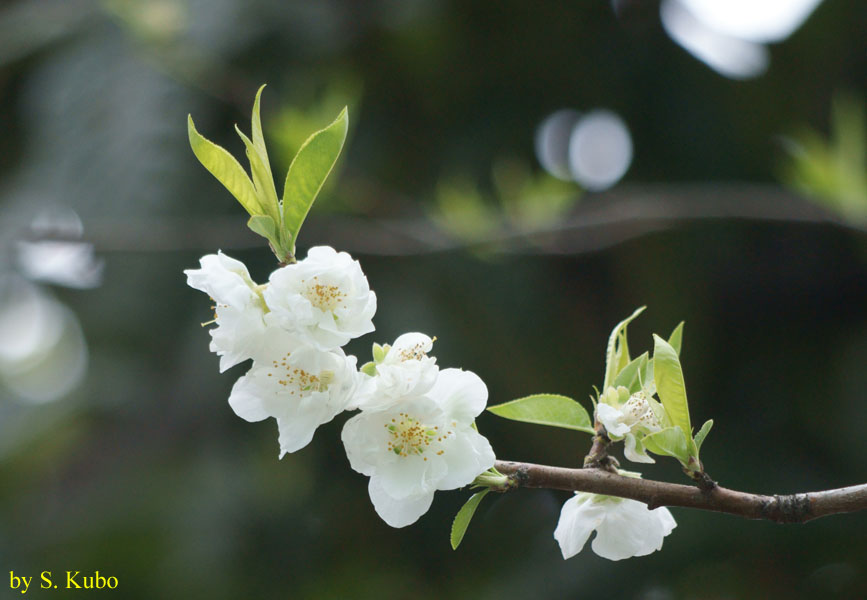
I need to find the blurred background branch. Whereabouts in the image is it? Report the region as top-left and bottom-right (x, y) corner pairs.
(7, 184), (861, 256)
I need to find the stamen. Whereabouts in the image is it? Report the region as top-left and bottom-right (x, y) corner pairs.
(385, 412), (449, 458)
(301, 276), (346, 311)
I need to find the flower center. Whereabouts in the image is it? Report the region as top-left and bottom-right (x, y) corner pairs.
(622, 392), (660, 432)
(384, 412), (453, 459)
(302, 276), (346, 312)
(397, 339), (433, 362)
(267, 353), (334, 395)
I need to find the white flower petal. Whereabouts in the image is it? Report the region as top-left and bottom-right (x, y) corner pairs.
(591, 499), (677, 561)
(427, 368), (488, 421)
(185, 251), (257, 308)
(341, 412), (379, 476)
(277, 408), (327, 456)
(437, 426), (496, 490)
(368, 478), (435, 528)
(596, 402), (631, 438)
(554, 493), (607, 559)
(624, 433), (655, 464)
(228, 374), (269, 422)
(377, 448), (447, 499)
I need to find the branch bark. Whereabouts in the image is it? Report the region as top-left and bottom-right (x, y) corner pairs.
(494, 460), (867, 524)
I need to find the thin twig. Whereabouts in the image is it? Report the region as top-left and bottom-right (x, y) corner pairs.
(494, 460), (867, 524)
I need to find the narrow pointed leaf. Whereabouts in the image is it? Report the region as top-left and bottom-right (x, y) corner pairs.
(188, 115), (263, 216)
(642, 426), (689, 464)
(603, 306), (645, 390)
(668, 321), (685, 356)
(282, 107), (349, 254)
(652, 334), (692, 436)
(251, 84), (270, 164)
(235, 125), (280, 222)
(613, 352), (649, 394)
(642, 359), (656, 396)
(451, 490), (489, 550)
(249, 85), (281, 219)
(487, 394), (593, 434)
(694, 419), (713, 452)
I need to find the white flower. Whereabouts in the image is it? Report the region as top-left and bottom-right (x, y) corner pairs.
(554, 492), (676, 561)
(350, 332), (439, 411)
(263, 246), (376, 351)
(185, 251), (267, 372)
(341, 368), (496, 527)
(228, 331), (359, 456)
(596, 389), (664, 464)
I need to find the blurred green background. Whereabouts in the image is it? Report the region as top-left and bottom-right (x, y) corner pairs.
(0, 1), (866, 598)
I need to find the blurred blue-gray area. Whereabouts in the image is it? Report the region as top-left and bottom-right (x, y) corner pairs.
(0, 0), (866, 598)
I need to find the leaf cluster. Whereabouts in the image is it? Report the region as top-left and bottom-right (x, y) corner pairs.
(188, 85), (349, 263)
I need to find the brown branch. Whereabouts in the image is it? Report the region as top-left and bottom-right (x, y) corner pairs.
(494, 460), (867, 524)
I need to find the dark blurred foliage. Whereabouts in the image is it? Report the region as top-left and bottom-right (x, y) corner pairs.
(0, 1), (866, 599)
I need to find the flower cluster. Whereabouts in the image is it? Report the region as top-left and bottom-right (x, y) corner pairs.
(185, 246), (495, 527)
(596, 386), (666, 464)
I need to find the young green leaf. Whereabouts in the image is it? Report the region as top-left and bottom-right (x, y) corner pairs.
(188, 115), (263, 216)
(450, 490), (490, 550)
(487, 394), (593, 434)
(372, 342), (387, 363)
(694, 419), (713, 452)
(250, 85), (272, 173)
(613, 352), (649, 394)
(652, 334), (692, 437)
(247, 215), (279, 245)
(642, 426), (690, 464)
(359, 361), (377, 377)
(603, 307), (646, 390)
(668, 321), (684, 356)
(235, 125), (280, 223)
(282, 106), (349, 255)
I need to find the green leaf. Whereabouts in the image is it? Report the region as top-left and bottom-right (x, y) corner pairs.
(250, 85), (271, 167)
(613, 352), (649, 394)
(235, 125), (280, 223)
(668, 321), (684, 356)
(642, 359), (655, 396)
(372, 343), (387, 363)
(359, 361), (377, 377)
(643, 426), (690, 464)
(188, 115), (263, 216)
(694, 419), (713, 452)
(282, 106), (349, 255)
(247, 215), (279, 245)
(603, 307), (646, 390)
(652, 334), (692, 436)
(487, 394), (593, 434)
(450, 490), (489, 550)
